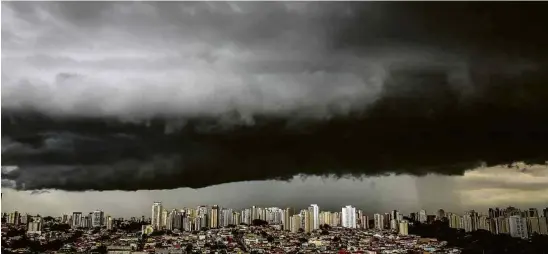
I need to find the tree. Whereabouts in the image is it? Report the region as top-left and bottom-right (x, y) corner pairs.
(252, 219), (268, 226)
(43, 216), (55, 222)
(185, 243), (193, 252)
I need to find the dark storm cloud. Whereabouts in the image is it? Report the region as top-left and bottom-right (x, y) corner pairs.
(2, 2), (548, 191)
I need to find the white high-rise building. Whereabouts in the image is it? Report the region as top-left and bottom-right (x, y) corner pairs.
(374, 213), (384, 230)
(151, 202), (162, 230)
(509, 216), (528, 239)
(309, 204), (320, 230)
(341, 206), (357, 228)
(92, 210), (104, 228)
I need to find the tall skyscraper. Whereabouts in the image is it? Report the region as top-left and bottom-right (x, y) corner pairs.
(290, 215), (301, 233)
(62, 214), (69, 224)
(92, 210), (104, 228)
(27, 217), (42, 235)
(374, 213), (384, 230)
(538, 217), (548, 235)
(283, 207), (294, 231)
(509, 215), (529, 239)
(106, 216), (113, 230)
(391, 219), (399, 230)
(399, 220), (409, 236)
(419, 210), (427, 223)
(449, 214), (462, 229)
(151, 202), (162, 230)
(8, 211), (20, 225)
(302, 209), (312, 233)
(161, 209), (168, 229)
(341, 205), (356, 228)
(72, 212), (82, 228)
(527, 217), (541, 235)
(210, 205), (219, 228)
(463, 211), (478, 232)
(309, 204), (320, 230)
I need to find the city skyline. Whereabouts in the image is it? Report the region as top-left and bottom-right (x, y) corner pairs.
(4, 202), (547, 236)
(2, 162), (547, 217)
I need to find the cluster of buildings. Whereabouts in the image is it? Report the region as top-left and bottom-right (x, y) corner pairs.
(69, 210), (115, 230)
(147, 202), (412, 237)
(446, 206), (548, 239)
(2, 203), (547, 253)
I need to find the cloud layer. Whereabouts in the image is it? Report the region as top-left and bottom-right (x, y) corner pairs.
(2, 2), (548, 191)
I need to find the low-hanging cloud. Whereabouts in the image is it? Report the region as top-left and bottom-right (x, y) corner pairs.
(2, 2), (548, 191)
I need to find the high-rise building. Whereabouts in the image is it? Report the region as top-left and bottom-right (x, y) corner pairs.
(410, 213), (417, 222)
(528, 208), (539, 218)
(527, 217), (541, 235)
(210, 205), (219, 229)
(543, 207), (548, 218)
(332, 212), (341, 227)
(374, 213), (384, 230)
(488, 208), (500, 218)
(477, 215), (489, 231)
(449, 214), (462, 229)
(92, 210), (104, 228)
(20, 214), (31, 225)
(72, 212), (82, 228)
(538, 217), (548, 235)
(283, 208), (294, 231)
(27, 217), (42, 235)
(290, 215), (301, 233)
(399, 220), (409, 236)
(8, 211), (20, 225)
(436, 209), (446, 220)
(361, 215), (370, 229)
(390, 210), (398, 222)
(81, 215), (91, 228)
(161, 209), (168, 229)
(233, 211), (241, 225)
(463, 210), (478, 232)
(62, 214), (69, 224)
(166, 209), (175, 230)
(309, 204), (320, 230)
(509, 215), (528, 239)
(391, 219), (399, 231)
(220, 208), (233, 227)
(151, 202), (162, 230)
(384, 213), (391, 229)
(419, 210), (427, 223)
(302, 209), (312, 233)
(341, 205), (356, 228)
(106, 216), (113, 230)
(496, 217), (510, 234)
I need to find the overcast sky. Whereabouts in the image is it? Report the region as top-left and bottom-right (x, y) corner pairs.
(2, 2), (548, 216)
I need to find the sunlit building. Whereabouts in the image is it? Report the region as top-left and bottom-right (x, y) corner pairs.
(151, 202), (162, 230)
(341, 205), (356, 228)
